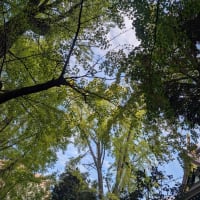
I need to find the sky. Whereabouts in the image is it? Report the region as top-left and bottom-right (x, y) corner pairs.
(48, 15), (184, 193)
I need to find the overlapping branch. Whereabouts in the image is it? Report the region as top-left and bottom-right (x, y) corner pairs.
(0, 0), (84, 104)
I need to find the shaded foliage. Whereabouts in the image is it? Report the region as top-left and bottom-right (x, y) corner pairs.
(0, 0), (197, 199)
(116, 0), (200, 128)
(0, 0), (121, 198)
(120, 167), (180, 200)
(51, 167), (97, 200)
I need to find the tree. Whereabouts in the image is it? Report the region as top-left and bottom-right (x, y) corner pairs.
(115, 0), (200, 128)
(0, 162), (52, 200)
(0, 0), (122, 197)
(0, 0), (118, 103)
(44, 1), (200, 199)
(120, 167), (180, 200)
(51, 165), (97, 200)
(1, 0), (195, 199)
(64, 79), (181, 200)
(65, 79), (123, 199)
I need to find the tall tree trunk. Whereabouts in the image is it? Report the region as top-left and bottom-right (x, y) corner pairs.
(87, 139), (104, 199)
(97, 142), (104, 199)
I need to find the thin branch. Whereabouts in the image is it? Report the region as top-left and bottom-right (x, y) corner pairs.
(4, 51), (59, 63)
(105, 177), (111, 193)
(16, 98), (36, 118)
(0, 9), (7, 77)
(8, 50), (37, 84)
(0, 118), (12, 133)
(83, 162), (96, 170)
(149, 0), (160, 67)
(87, 138), (98, 168)
(0, 131), (37, 151)
(74, 84), (118, 106)
(60, 0), (84, 78)
(22, 96), (65, 114)
(101, 144), (106, 166)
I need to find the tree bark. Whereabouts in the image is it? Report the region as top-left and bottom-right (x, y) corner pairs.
(97, 142), (104, 200)
(0, 1), (84, 104)
(0, 77), (67, 104)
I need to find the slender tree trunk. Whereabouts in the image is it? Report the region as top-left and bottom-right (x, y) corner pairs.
(97, 142), (104, 199)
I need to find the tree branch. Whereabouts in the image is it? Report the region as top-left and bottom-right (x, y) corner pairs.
(60, 0), (84, 78)
(0, 77), (66, 104)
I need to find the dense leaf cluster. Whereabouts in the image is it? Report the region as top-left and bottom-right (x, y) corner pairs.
(117, 0), (200, 128)
(51, 167), (96, 200)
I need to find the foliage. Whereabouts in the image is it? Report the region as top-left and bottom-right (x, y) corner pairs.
(116, 0), (200, 128)
(0, 0), (116, 102)
(0, 0), (197, 199)
(0, 163), (52, 200)
(120, 167), (180, 200)
(51, 165), (97, 200)
(63, 79), (182, 199)
(0, 0), (121, 198)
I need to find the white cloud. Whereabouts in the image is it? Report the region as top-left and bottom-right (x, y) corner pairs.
(107, 16), (140, 51)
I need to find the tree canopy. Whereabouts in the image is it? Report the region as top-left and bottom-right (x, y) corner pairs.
(116, 0), (200, 128)
(51, 165), (96, 200)
(0, 0), (200, 199)
(0, 0), (121, 197)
